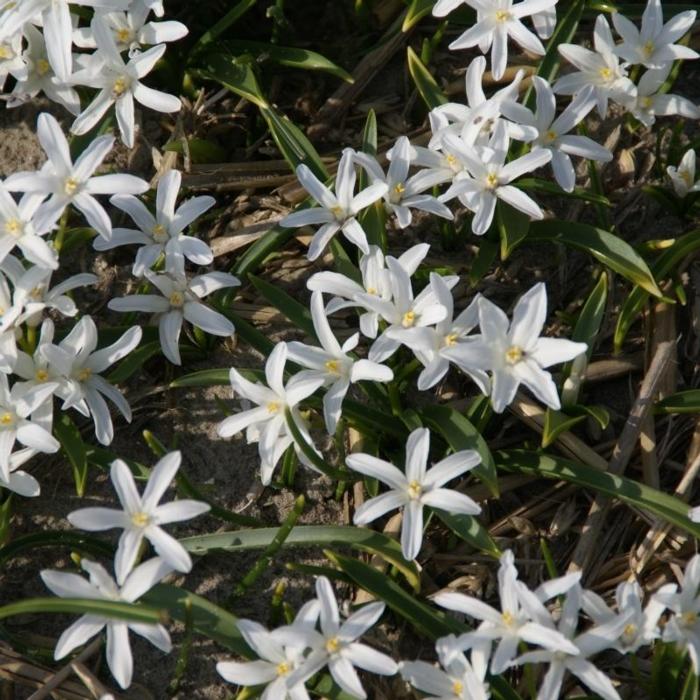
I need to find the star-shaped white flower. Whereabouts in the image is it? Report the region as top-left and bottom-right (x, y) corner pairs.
(280, 149), (388, 260)
(41, 557), (172, 689)
(5, 113), (149, 238)
(442, 283), (587, 412)
(68, 451), (210, 583)
(667, 149), (700, 198)
(347, 427), (482, 560)
(612, 0), (698, 69)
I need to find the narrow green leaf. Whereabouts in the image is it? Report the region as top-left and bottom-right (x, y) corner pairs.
(528, 220), (662, 297)
(496, 200), (530, 260)
(0, 531), (113, 566)
(497, 450), (700, 538)
(0, 598), (162, 625)
(190, 0), (259, 52)
(180, 524), (420, 591)
(407, 46), (448, 110)
(326, 550), (465, 639)
(656, 390), (700, 414)
(249, 274), (315, 338)
(469, 236), (498, 286)
(170, 369), (231, 388)
(53, 413), (89, 497)
(403, 0), (436, 31)
(517, 177), (611, 206)
(422, 404), (499, 496)
(194, 52), (268, 108)
(107, 341), (161, 383)
(330, 238), (363, 284)
(434, 510), (501, 557)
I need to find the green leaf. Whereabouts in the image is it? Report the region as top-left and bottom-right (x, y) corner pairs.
(190, 0), (259, 52)
(421, 404), (499, 496)
(260, 105), (329, 179)
(193, 52), (268, 108)
(542, 405), (609, 448)
(170, 369), (231, 388)
(180, 524), (420, 591)
(219, 40), (353, 83)
(614, 229), (700, 352)
(656, 390), (700, 414)
(497, 450), (700, 538)
(53, 413), (89, 497)
(407, 46), (448, 110)
(107, 341), (161, 383)
(0, 531), (113, 567)
(0, 598), (162, 625)
(469, 236), (498, 286)
(496, 200), (530, 260)
(231, 223), (297, 279)
(330, 238), (362, 284)
(164, 138), (227, 164)
(517, 178), (611, 206)
(325, 550), (465, 639)
(249, 274), (315, 338)
(528, 220), (662, 297)
(434, 510), (501, 557)
(403, 0), (436, 31)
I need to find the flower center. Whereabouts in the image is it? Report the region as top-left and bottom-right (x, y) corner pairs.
(445, 154), (459, 170)
(276, 661), (291, 676)
(682, 611), (698, 626)
(325, 359), (341, 375)
(0, 44), (13, 60)
(366, 286), (377, 295)
(169, 291), (185, 307)
(112, 76), (130, 98)
(622, 623), (637, 642)
(640, 96), (653, 109)
(325, 637), (341, 654)
(501, 610), (515, 627)
(131, 511), (150, 527)
(642, 40), (654, 58)
(598, 67), (612, 81)
(267, 401), (281, 414)
(29, 285), (44, 300)
(504, 345), (523, 365)
(407, 480), (422, 500)
(116, 27), (134, 44)
(443, 333), (459, 347)
(330, 205), (345, 220)
(35, 369), (49, 382)
(64, 177), (80, 196)
(402, 310), (416, 327)
(452, 680), (464, 695)
(544, 129), (558, 144)
(681, 169), (693, 186)
(495, 9), (511, 21)
(485, 173), (499, 190)
(4, 218), (23, 237)
(77, 367), (92, 382)
(36, 58), (51, 76)
(152, 223), (168, 242)
(394, 182), (405, 195)
(0, 411), (14, 427)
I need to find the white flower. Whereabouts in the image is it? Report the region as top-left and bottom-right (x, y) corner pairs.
(582, 580), (674, 654)
(307, 243), (428, 339)
(0, 373), (59, 482)
(612, 0), (698, 69)
(444, 0), (557, 81)
(108, 270), (238, 365)
(509, 583), (632, 700)
(400, 641), (489, 700)
(501, 78), (611, 192)
(443, 283), (586, 412)
(5, 113), (149, 238)
(217, 343), (326, 485)
(433, 550), (580, 674)
(41, 557), (172, 689)
(68, 451), (209, 584)
(0, 448), (42, 498)
(0, 31), (27, 91)
(280, 149), (388, 260)
(287, 291), (393, 434)
(532, 5), (556, 39)
(98, 169), (214, 276)
(42, 315), (142, 445)
(439, 122), (551, 235)
(70, 16), (182, 148)
(217, 601), (320, 700)
(74, 1), (188, 55)
(143, 0), (164, 17)
(625, 64), (700, 127)
(656, 553), (700, 673)
(6, 24), (81, 116)
(284, 576), (398, 699)
(387, 274), (490, 392)
(667, 149), (700, 198)
(347, 427), (481, 560)
(359, 259), (451, 363)
(555, 15), (637, 118)
(353, 137), (453, 228)
(0, 181), (57, 269)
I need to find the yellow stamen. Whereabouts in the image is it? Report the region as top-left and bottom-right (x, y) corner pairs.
(622, 623), (637, 641)
(640, 96), (653, 109)
(501, 610), (515, 626)
(452, 680), (464, 695)
(444, 333), (459, 347)
(276, 661), (291, 676)
(64, 177), (79, 196)
(169, 291), (185, 307)
(544, 129), (558, 143)
(116, 27), (133, 44)
(325, 359), (340, 374)
(35, 369), (49, 382)
(495, 9), (511, 22)
(130, 512), (150, 527)
(77, 367), (92, 382)
(402, 310), (416, 327)
(407, 480), (422, 500)
(0, 45), (12, 60)
(331, 205), (345, 219)
(682, 611), (698, 626)
(29, 285), (44, 300)
(505, 345), (523, 365)
(152, 223), (167, 242)
(486, 173), (499, 189)
(598, 67), (613, 80)
(446, 154), (458, 167)
(36, 58), (50, 76)
(267, 401), (281, 414)
(325, 637), (341, 654)
(681, 169), (693, 186)
(394, 183), (405, 195)
(112, 76), (129, 97)
(0, 412), (13, 426)
(366, 287), (377, 295)
(643, 40), (655, 58)
(4, 218), (22, 237)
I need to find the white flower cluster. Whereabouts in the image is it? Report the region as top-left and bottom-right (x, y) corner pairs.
(213, 552), (700, 700)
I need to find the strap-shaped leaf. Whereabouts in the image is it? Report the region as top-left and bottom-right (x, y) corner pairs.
(656, 390), (700, 414)
(407, 46), (447, 110)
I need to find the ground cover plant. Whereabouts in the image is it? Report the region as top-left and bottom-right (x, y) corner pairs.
(0, 0), (699, 698)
